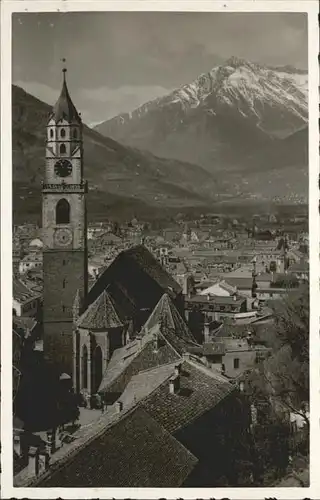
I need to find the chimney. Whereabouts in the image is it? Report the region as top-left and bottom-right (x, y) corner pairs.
(203, 319), (210, 343)
(38, 450), (50, 475)
(13, 433), (22, 457)
(169, 374), (180, 394)
(174, 364), (181, 376)
(27, 446), (39, 478)
(115, 400), (123, 413)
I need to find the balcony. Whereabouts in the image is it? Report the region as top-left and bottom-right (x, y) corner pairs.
(41, 181), (88, 193)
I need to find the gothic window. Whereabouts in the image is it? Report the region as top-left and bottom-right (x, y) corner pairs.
(73, 128), (78, 139)
(60, 128), (66, 138)
(82, 345), (88, 389)
(56, 198), (70, 224)
(93, 346), (103, 393)
(49, 128), (54, 138)
(60, 143), (66, 155)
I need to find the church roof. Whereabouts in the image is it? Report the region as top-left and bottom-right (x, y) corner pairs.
(77, 289), (123, 330)
(50, 70), (81, 124)
(98, 294), (197, 395)
(143, 293), (197, 355)
(85, 245), (182, 317)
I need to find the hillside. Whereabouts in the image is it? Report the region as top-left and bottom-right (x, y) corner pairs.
(12, 85), (218, 223)
(95, 57), (308, 201)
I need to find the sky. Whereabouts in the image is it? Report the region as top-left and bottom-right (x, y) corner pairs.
(12, 12), (308, 126)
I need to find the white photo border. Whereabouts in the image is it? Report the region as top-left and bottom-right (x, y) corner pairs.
(1, 1), (319, 498)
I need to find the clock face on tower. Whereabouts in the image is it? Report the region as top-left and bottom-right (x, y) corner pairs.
(54, 159), (72, 178)
(54, 228), (73, 247)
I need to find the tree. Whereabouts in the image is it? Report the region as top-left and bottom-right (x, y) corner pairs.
(249, 286), (309, 427)
(272, 274), (299, 289)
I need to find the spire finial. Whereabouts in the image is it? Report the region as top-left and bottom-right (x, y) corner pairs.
(61, 57), (67, 81)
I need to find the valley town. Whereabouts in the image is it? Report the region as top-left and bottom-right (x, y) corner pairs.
(10, 12), (310, 490)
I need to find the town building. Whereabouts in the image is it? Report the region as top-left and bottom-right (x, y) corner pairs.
(19, 252), (43, 275)
(13, 277), (42, 317)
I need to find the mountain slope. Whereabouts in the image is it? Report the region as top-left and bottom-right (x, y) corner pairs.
(12, 85), (218, 223)
(95, 57), (308, 199)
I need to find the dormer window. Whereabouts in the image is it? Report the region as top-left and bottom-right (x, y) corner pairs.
(60, 128), (66, 138)
(60, 143), (66, 155)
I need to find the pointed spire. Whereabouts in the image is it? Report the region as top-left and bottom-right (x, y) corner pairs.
(50, 60), (81, 123)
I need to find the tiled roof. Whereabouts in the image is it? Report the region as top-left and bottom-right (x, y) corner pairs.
(143, 293), (197, 355)
(224, 277), (253, 290)
(37, 407), (197, 487)
(77, 289), (123, 330)
(288, 262), (309, 273)
(203, 342), (226, 356)
(186, 294), (246, 305)
(119, 363), (178, 409)
(86, 245), (182, 313)
(98, 331), (180, 395)
(13, 316), (37, 336)
(13, 277), (41, 303)
(142, 359), (233, 434)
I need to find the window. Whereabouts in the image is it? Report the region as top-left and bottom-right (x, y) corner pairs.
(234, 358), (240, 369)
(63, 278), (66, 289)
(73, 128), (78, 139)
(82, 345), (88, 389)
(60, 143), (66, 154)
(62, 305), (65, 312)
(49, 128), (54, 138)
(60, 128), (66, 138)
(56, 198), (70, 224)
(63, 259), (66, 266)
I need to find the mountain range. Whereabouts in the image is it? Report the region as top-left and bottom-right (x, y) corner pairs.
(12, 85), (217, 223)
(12, 57), (308, 223)
(96, 57), (308, 200)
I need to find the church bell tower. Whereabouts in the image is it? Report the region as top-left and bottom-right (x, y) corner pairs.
(42, 65), (88, 376)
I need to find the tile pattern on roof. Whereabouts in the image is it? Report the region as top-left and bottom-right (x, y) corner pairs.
(125, 245), (182, 294)
(13, 277), (40, 302)
(99, 333), (180, 395)
(87, 245), (182, 312)
(77, 289), (123, 330)
(143, 293), (197, 355)
(37, 407), (197, 487)
(142, 360), (233, 434)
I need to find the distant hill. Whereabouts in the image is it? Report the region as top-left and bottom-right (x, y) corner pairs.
(12, 85), (218, 223)
(95, 57), (308, 202)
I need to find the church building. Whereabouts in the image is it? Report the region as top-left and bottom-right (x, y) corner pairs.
(42, 68), (184, 395)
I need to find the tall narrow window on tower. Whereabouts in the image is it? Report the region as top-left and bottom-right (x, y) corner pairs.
(56, 198), (70, 224)
(60, 144), (66, 155)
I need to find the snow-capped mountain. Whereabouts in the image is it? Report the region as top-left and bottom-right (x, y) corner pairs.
(95, 57), (308, 181)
